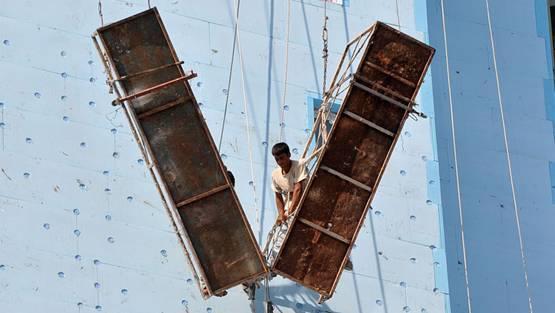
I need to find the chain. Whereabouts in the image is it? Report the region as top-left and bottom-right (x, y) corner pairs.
(322, 2), (329, 97)
(98, 0), (104, 26)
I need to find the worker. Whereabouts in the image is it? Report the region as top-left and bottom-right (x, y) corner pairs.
(264, 142), (309, 268)
(226, 169), (235, 186)
(271, 142), (308, 223)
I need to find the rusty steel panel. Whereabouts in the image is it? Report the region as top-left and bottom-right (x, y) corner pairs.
(94, 8), (266, 295)
(272, 22), (435, 298)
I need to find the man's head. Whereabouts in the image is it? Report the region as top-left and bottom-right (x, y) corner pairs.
(226, 170), (235, 187)
(272, 142), (291, 171)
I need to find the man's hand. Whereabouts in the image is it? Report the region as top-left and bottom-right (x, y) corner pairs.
(289, 181), (304, 216)
(275, 192), (286, 225)
(277, 212), (285, 225)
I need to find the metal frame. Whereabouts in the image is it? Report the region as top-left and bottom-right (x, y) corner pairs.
(364, 60), (416, 87)
(272, 25), (378, 299)
(114, 61), (185, 82)
(343, 110), (395, 137)
(92, 8), (267, 298)
(319, 166), (373, 192)
(113, 73), (197, 105)
(92, 33), (213, 297)
(299, 25), (375, 167)
(272, 22), (435, 302)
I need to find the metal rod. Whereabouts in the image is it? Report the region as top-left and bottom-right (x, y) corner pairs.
(326, 26), (374, 99)
(355, 74), (413, 103)
(355, 75), (426, 117)
(137, 96), (191, 119)
(343, 110), (395, 137)
(319, 166), (372, 192)
(352, 81), (410, 111)
(114, 61), (184, 82)
(303, 145), (324, 164)
(297, 218), (350, 245)
(300, 108), (324, 159)
(176, 185), (230, 208)
(114, 73), (197, 105)
(345, 25), (375, 47)
(325, 73), (352, 99)
(364, 60), (416, 87)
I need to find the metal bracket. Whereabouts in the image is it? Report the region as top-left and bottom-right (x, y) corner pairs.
(112, 71), (197, 106)
(297, 218), (351, 245)
(112, 61), (184, 82)
(320, 165), (372, 192)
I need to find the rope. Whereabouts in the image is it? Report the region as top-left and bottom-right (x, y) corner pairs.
(439, 0), (473, 312)
(98, 0), (104, 26)
(233, 8), (271, 311)
(485, 1), (533, 311)
(394, 0), (401, 30)
(315, 0), (331, 146)
(235, 27), (260, 235)
(322, 1), (329, 96)
(217, 0), (242, 150)
(279, 0), (292, 141)
(262, 224), (278, 259)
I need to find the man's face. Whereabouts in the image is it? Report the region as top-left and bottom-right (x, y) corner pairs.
(273, 153), (291, 170)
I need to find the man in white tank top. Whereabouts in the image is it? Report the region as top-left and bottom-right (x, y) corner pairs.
(270, 142), (309, 224)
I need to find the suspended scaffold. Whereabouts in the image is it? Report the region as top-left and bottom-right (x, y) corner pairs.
(271, 21), (435, 302)
(91, 6), (435, 305)
(92, 8), (268, 299)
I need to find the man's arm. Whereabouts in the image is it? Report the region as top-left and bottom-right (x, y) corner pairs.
(275, 192), (286, 223)
(289, 180), (304, 215)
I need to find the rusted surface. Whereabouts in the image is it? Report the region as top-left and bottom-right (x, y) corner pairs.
(98, 10), (187, 115)
(179, 189), (266, 291)
(95, 8), (266, 295)
(140, 103), (226, 201)
(273, 22), (435, 297)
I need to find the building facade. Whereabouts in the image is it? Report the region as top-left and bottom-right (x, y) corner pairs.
(0, 0), (552, 313)
(428, 0), (555, 312)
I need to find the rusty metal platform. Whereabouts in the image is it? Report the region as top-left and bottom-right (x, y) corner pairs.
(92, 8), (267, 297)
(272, 22), (435, 299)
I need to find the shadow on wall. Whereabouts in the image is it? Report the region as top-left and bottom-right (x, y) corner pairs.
(251, 282), (335, 313)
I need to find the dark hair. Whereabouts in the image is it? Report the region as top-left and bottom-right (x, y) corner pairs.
(272, 142), (290, 157)
(226, 170), (235, 187)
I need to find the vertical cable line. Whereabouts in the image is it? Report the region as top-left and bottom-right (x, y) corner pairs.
(218, 0), (242, 150)
(279, 0), (292, 141)
(439, 0), (473, 311)
(484, 1), (534, 312)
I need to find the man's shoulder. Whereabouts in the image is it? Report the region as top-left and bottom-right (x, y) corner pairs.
(271, 167), (281, 178)
(290, 159), (306, 170)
